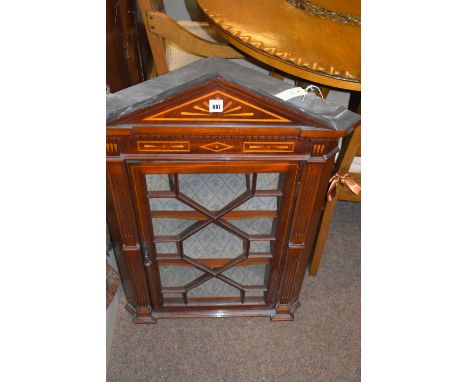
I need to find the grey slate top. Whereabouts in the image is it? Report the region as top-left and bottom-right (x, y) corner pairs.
(106, 57), (359, 132)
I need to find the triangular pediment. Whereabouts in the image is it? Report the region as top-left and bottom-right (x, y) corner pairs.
(143, 89), (290, 123)
(107, 76), (323, 127)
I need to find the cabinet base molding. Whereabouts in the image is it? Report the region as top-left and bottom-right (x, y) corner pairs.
(126, 303), (157, 324)
(154, 308), (274, 320)
(126, 304), (303, 322)
(270, 301), (301, 322)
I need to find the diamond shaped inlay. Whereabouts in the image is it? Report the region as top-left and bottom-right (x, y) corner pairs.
(200, 142), (234, 152)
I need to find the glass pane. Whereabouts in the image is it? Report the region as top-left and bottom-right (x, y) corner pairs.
(178, 173), (252, 211)
(234, 197), (277, 211)
(155, 242), (177, 254)
(250, 241), (272, 253)
(187, 278), (239, 297)
(152, 218), (194, 236)
(244, 290), (266, 297)
(223, 265), (266, 286)
(183, 224), (245, 258)
(159, 265), (204, 288)
(163, 292), (183, 299)
(149, 198), (199, 238)
(145, 174), (173, 191)
(149, 198), (193, 211)
(256, 172), (282, 190)
(229, 218), (275, 235)
(145, 170), (287, 306)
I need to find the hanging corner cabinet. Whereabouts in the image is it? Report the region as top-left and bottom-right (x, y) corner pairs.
(106, 59), (359, 323)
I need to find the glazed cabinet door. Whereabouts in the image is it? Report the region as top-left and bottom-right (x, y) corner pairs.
(128, 161), (300, 311)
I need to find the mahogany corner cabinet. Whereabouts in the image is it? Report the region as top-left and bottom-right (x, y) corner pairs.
(106, 58), (360, 323)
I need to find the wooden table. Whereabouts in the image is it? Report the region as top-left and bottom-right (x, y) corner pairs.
(196, 0), (360, 91)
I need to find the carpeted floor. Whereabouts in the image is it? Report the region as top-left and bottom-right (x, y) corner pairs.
(107, 201), (360, 382)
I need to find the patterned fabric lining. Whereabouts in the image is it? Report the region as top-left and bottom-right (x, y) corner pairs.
(179, 173), (249, 211)
(148, 173), (281, 297)
(159, 265), (267, 296)
(184, 224), (244, 259)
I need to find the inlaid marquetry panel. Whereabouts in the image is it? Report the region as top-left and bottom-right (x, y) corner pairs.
(117, 135), (315, 156)
(243, 142), (295, 153)
(142, 90), (291, 123)
(137, 141), (190, 152)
